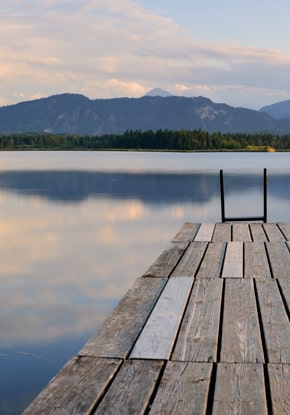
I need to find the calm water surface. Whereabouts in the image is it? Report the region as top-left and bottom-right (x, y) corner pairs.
(1, 151), (290, 414)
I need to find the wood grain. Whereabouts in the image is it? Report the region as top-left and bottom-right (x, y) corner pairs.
(143, 242), (188, 278)
(244, 242), (271, 279)
(194, 223), (215, 241)
(212, 223), (232, 242)
(94, 360), (163, 415)
(23, 357), (122, 415)
(149, 362), (212, 415)
(171, 241), (207, 277)
(79, 277), (167, 358)
(220, 279), (264, 363)
(268, 364), (290, 415)
(130, 277), (194, 360)
(172, 278), (223, 363)
(277, 222), (290, 241)
(232, 223), (251, 241)
(212, 363), (267, 414)
(196, 242), (226, 279)
(278, 279), (290, 315)
(23, 222), (290, 415)
(172, 222), (200, 243)
(266, 242), (290, 279)
(221, 242), (243, 278)
(249, 223), (268, 242)
(255, 280), (290, 363)
(263, 223), (286, 241)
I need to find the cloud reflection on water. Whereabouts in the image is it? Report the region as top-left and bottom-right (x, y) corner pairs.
(0, 191), (198, 347)
(2, 152), (290, 414)
(1, 167), (290, 348)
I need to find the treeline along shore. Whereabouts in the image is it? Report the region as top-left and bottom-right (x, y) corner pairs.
(0, 129), (289, 151)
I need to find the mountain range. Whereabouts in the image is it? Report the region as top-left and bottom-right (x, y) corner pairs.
(1, 90), (290, 135)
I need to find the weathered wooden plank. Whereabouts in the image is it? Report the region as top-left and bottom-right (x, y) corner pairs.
(277, 222), (290, 241)
(172, 278), (223, 363)
(171, 241), (207, 277)
(255, 280), (290, 363)
(143, 242), (188, 278)
(263, 223), (286, 241)
(172, 222), (200, 243)
(23, 357), (122, 415)
(130, 277), (193, 360)
(79, 277), (167, 358)
(244, 242), (272, 279)
(268, 364), (290, 415)
(249, 223), (268, 242)
(232, 223), (252, 241)
(149, 362), (212, 415)
(193, 223), (215, 241)
(221, 242), (243, 278)
(93, 360), (163, 415)
(196, 242), (226, 279)
(212, 223), (232, 242)
(278, 279), (290, 315)
(212, 363), (267, 414)
(220, 279), (264, 363)
(266, 242), (290, 279)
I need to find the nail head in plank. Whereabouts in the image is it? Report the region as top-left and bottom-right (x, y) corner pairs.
(212, 363), (267, 414)
(266, 242), (290, 279)
(171, 242), (208, 277)
(197, 242), (226, 279)
(172, 222), (200, 242)
(172, 278), (223, 362)
(23, 357), (122, 415)
(263, 223), (286, 241)
(143, 242), (188, 278)
(232, 223), (252, 241)
(256, 280), (290, 363)
(79, 277), (167, 358)
(212, 223), (232, 242)
(221, 242), (243, 279)
(267, 364), (290, 415)
(149, 362), (212, 415)
(130, 277), (194, 360)
(220, 279), (264, 363)
(194, 223), (215, 241)
(249, 223), (268, 242)
(93, 360), (163, 415)
(244, 242), (271, 279)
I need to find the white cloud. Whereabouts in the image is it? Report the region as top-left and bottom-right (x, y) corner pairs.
(0, 0), (290, 108)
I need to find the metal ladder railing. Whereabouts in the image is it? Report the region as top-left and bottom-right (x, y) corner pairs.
(220, 168), (267, 223)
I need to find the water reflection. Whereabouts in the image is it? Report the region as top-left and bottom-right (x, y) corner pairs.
(1, 169), (290, 346)
(0, 170), (290, 203)
(1, 155), (290, 413)
(1, 171), (290, 332)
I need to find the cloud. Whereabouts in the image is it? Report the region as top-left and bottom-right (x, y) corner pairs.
(1, 0), (290, 108)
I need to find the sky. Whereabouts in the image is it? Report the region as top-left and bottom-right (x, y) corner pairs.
(1, 0), (290, 109)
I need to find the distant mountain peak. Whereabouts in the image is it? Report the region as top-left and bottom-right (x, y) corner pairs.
(260, 99), (290, 119)
(1, 93), (290, 135)
(144, 88), (173, 97)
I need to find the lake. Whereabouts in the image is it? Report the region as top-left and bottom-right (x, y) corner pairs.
(1, 150), (290, 414)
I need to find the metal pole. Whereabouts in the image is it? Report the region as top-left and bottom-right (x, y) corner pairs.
(264, 168), (267, 223)
(220, 169), (225, 223)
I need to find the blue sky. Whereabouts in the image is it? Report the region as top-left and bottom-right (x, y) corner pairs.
(1, 0), (290, 109)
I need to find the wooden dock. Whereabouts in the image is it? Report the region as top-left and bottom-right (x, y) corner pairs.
(24, 222), (290, 414)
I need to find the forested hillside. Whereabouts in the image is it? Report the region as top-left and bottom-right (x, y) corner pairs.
(0, 129), (288, 151)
